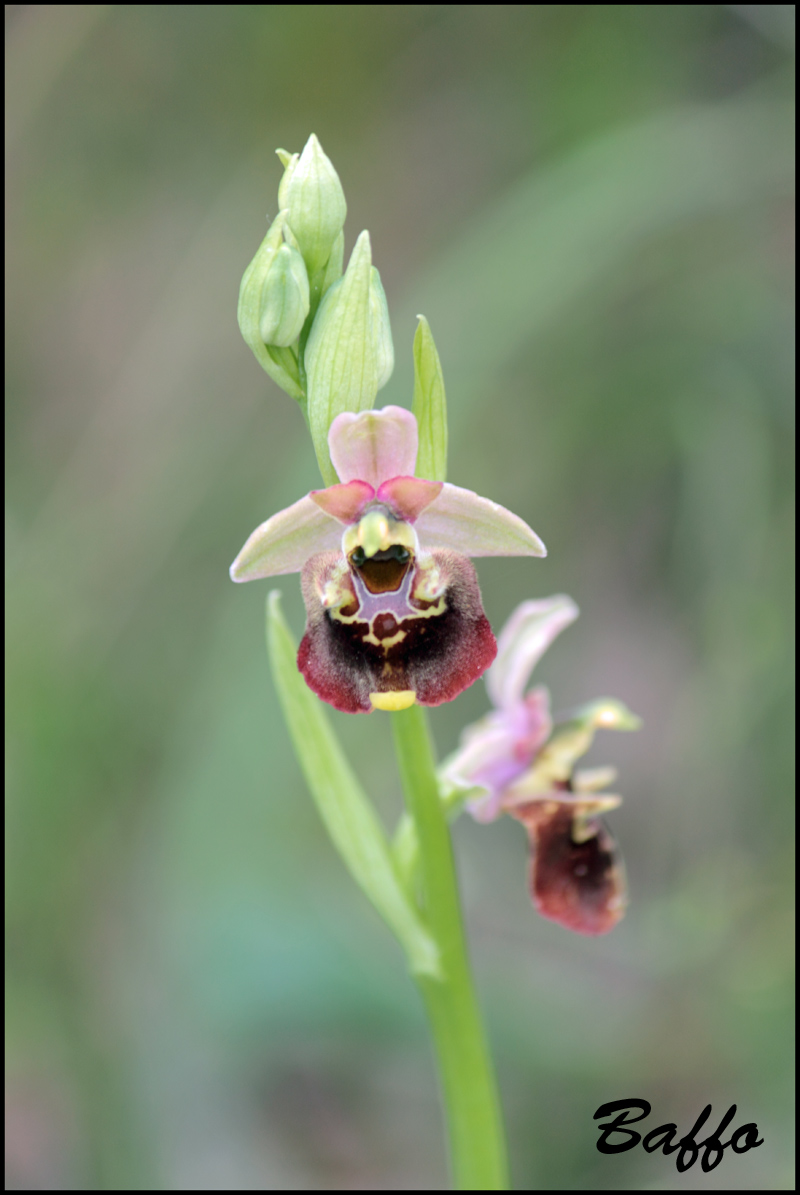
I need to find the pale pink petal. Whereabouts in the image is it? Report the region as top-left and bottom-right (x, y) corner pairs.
(444, 687), (552, 823)
(415, 483), (546, 558)
(487, 596), (579, 709)
(310, 479), (375, 523)
(328, 405), (418, 487)
(445, 718), (518, 783)
(377, 476), (443, 521)
(443, 720), (521, 823)
(229, 494), (342, 581)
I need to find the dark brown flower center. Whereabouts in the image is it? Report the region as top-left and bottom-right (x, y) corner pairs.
(350, 545), (412, 594)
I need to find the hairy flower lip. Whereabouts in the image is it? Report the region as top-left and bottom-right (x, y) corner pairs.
(297, 546), (498, 713)
(508, 798), (627, 936)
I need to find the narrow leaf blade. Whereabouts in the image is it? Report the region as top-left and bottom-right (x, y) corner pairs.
(266, 591), (441, 978)
(412, 315), (448, 482)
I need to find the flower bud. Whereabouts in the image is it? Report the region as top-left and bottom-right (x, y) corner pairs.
(280, 134), (347, 279)
(258, 242), (310, 347)
(369, 266), (394, 391)
(305, 230), (377, 484)
(238, 212), (303, 400)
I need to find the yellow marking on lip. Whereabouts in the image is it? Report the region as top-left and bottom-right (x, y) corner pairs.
(369, 690), (417, 711)
(410, 597), (447, 618)
(362, 628), (407, 649)
(330, 606), (364, 626)
(380, 630), (407, 649)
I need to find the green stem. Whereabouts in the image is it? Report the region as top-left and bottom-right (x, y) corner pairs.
(391, 704), (509, 1190)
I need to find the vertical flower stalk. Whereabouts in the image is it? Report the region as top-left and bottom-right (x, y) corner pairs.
(392, 705), (508, 1189)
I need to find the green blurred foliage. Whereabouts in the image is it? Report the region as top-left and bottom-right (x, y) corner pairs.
(6, 5), (794, 1189)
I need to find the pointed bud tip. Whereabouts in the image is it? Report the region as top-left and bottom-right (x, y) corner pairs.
(281, 137), (347, 276)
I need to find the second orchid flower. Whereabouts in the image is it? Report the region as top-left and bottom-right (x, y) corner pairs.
(443, 597), (641, 935)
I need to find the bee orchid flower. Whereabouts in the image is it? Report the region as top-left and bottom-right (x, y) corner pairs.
(231, 406), (546, 713)
(442, 597), (641, 934)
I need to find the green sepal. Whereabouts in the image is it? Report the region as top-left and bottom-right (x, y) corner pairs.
(412, 315), (448, 482)
(266, 591), (442, 980)
(238, 212), (305, 401)
(305, 230), (378, 485)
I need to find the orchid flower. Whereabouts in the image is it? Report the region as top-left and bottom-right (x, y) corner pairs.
(442, 597), (641, 934)
(231, 406), (546, 714)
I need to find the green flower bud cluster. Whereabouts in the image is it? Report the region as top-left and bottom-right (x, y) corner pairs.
(238, 134), (396, 483)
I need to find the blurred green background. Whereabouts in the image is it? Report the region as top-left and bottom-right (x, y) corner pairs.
(5, 5), (794, 1190)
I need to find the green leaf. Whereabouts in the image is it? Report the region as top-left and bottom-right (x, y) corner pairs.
(412, 315), (448, 482)
(266, 591), (441, 979)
